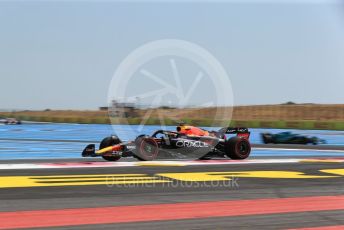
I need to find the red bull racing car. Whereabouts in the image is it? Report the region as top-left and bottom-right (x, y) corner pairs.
(82, 124), (251, 161)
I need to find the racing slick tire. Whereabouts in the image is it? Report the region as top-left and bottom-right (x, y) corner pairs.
(134, 135), (159, 161)
(99, 135), (122, 161)
(224, 137), (251, 160)
(311, 137), (319, 145)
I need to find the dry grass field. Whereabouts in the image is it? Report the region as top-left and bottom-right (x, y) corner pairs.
(1, 104), (343, 129)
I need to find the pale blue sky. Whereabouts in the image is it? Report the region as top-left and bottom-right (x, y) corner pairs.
(0, 1), (343, 110)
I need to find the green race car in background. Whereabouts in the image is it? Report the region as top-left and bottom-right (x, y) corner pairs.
(261, 131), (326, 145)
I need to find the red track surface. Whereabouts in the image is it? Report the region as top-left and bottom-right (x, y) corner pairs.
(0, 195), (343, 229)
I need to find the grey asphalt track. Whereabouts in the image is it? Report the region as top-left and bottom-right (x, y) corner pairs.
(1, 158), (344, 229)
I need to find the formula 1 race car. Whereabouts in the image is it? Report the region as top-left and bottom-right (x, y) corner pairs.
(0, 118), (21, 125)
(82, 125), (251, 161)
(261, 131), (326, 145)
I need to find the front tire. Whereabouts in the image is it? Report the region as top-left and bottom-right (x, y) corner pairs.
(99, 135), (121, 161)
(134, 135), (159, 161)
(311, 137), (318, 145)
(225, 137), (251, 159)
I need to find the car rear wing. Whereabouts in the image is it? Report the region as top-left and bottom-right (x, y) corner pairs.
(218, 127), (250, 139)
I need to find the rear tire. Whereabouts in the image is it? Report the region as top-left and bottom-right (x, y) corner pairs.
(225, 137), (251, 159)
(134, 135), (159, 161)
(99, 135), (121, 161)
(261, 133), (274, 144)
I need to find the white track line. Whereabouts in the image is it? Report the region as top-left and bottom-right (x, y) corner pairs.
(0, 158), (343, 170)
